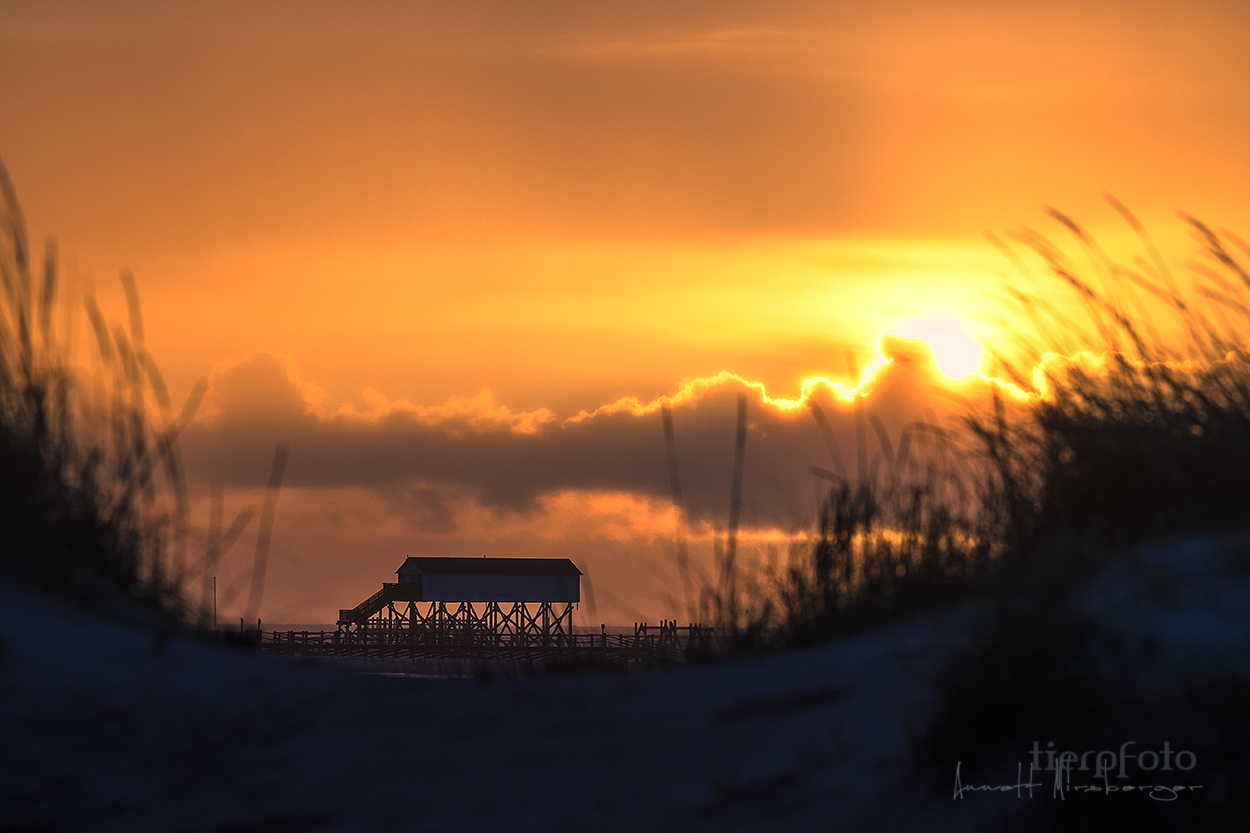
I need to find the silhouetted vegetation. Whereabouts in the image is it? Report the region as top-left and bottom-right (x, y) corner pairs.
(697, 372), (999, 649)
(0, 161), (291, 633)
(683, 201), (1250, 828)
(980, 200), (1250, 549)
(921, 201), (1250, 828)
(775, 478), (990, 645)
(0, 160), (198, 625)
(702, 199), (1250, 646)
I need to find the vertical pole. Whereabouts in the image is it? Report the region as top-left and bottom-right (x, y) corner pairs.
(725, 393), (747, 631)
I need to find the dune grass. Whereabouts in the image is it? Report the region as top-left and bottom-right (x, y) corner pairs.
(0, 160), (203, 625)
(691, 198), (1250, 687)
(690, 381), (998, 650)
(918, 201), (1250, 825)
(978, 200), (1250, 549)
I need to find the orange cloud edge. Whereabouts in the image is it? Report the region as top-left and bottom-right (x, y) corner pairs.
(566, 331), (1036, 425)
(200, 330), (1047, 436)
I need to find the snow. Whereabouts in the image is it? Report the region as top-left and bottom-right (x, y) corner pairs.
(2, 535), (1247, 831)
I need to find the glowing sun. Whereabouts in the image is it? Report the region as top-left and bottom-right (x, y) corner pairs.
(894, 315), (984, 379)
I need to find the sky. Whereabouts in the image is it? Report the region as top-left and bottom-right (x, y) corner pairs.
(2, 0), (1248, 624)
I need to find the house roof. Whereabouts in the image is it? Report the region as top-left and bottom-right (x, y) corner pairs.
(396, 557), (582, 577)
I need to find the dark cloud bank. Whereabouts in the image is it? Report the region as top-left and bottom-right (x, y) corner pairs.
(180, 338), (986, 532)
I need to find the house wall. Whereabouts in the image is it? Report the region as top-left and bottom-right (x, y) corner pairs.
(420, 574), (579, 602)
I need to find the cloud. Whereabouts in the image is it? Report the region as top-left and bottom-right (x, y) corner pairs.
(200, 352), (325, 421)
(180, 336), (1000, 532)
(339, 387), (555, 435)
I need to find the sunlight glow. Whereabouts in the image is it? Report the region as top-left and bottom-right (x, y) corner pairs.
(566, 356), (894, 423)
(894, 316), (984, 379)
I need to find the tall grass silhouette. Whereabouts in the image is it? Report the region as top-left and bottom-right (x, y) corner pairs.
(675, 365), (993, 650)
(0, 159), (284, 629)
(0, 161), (189, 619)
(776, 412), (991, 645)
(684, 197), (1250, 675)
(922, 200), (1250, 828)
(977, 199), (1250, 548)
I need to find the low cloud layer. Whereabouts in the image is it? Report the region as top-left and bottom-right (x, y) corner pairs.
(180, 337), (999, 533)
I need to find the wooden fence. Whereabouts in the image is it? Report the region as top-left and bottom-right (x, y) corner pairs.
(255, 620), (726, 669)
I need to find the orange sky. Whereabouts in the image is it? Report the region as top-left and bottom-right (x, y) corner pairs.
(2, 0), (1248, 623)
